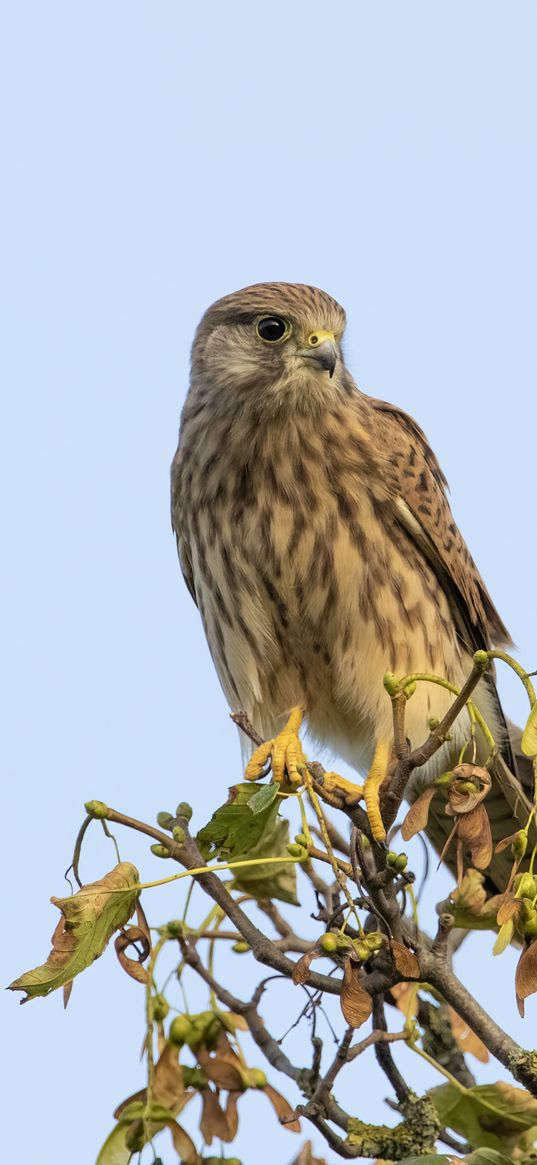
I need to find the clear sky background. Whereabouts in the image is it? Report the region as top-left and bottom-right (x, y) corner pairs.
(2, 3), (537, 1163)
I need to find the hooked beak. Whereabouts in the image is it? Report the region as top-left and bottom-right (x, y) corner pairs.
(297, 330), (338, 378)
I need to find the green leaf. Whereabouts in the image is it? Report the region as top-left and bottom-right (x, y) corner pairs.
(248, 782), (279, 814)
(429, 1081), (537, 1151)
(96, 1122), (131, 1165)
(465, 1150), (514, 1165)
(521, 704), (537, 757)
(196, 783), (281, 861)
(9, 862), (140, 1002)
(231, 814), (298, 904)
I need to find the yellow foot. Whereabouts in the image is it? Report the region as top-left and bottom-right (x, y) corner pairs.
(244, 707), (307, 786)
(319, 771), (364, 808)
(364, 740), (392, 841)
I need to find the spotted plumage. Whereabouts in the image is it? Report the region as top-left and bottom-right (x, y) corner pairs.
(171, 282), (532, 889)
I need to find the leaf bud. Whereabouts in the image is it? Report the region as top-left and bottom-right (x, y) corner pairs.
(383, 672), (400, 697)
(287, 843), (305, 857)
(353, 941), (371, 961)
(394, 853), (408, 871)
(232, 941), (250, 953)
(386, 851), (399, 867)
(172, 825), (186, 843)
(150, 843), (171, 859)
(176, 801), (193, 821)
(156, 811), (174, 830)
(165, 919), (185, 938)
(404, 680), (417, 699)
(294, 833), (308, 847)
(473, 650), (490, 670)
(84, 799), (109, 819)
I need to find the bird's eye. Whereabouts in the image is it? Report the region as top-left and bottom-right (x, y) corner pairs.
(256, 316), (289, 343)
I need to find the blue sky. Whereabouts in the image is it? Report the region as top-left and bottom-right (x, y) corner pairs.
(2, 3), (537, 1163)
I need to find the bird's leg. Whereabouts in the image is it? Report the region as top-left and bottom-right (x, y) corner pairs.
(363, 739), (392, 841)
(244, 706), (307, 786)
(318, 770), (365, 807)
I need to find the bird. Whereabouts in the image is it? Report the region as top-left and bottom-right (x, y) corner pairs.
(171, 282), (533, 892)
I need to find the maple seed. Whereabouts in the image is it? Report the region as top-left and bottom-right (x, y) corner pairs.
(319, 933), (339, 953)
(168, 1015), (193, 1045)
(151, 993), (169, 1021)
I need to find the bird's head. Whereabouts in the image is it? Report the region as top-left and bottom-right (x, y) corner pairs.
(190, 282), (348, 415)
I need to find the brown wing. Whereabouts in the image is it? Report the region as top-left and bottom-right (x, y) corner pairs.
(369, 397), (512, 653)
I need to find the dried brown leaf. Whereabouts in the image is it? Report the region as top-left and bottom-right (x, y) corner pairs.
(401, 787), (437, 840)
(390, 940), (420, 979)
(200, 1087), (231, 1145)
(292, 946), (322, 985)
(448, 1008), (489, 1063)
(263, 1082), (301, 1133)
(114, 925), (150, 984)
(340, 959), (373, 1028)
(516, 940), (537, 1017)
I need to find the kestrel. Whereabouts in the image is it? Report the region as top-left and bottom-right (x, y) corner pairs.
(171, 282), (531, 889)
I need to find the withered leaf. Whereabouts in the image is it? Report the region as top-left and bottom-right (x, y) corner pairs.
(390, 940), (420, 979)
(114, 925), (150, 984)
(457, 804), (493, 869)
(9, 862), (140, 1003)
(516, 940), (537, 1017)
(402, 787), (437, 840)
(263, 1082), (301, 1133)
(340, 959), (373, 1028)
(292, 946), (322, 985)
(200, 1087), (232, 1144)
